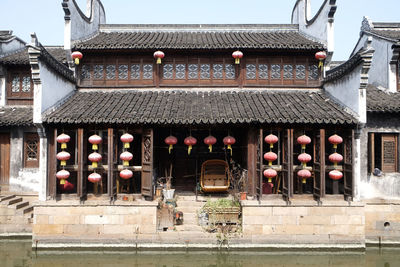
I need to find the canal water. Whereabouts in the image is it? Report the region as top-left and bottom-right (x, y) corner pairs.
(1, 240), (400, 267)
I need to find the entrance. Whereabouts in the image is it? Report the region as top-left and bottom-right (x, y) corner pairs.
(0, 133), (10, 185)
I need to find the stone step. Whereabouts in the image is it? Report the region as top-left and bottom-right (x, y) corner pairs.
(15, 201), (29, 210)
(0, 195), (16, 202)
(175, 206), (202, 214)
(23, 206), (34, 214)
(176, 200), (206, 207)
(7, 197), (23, 206)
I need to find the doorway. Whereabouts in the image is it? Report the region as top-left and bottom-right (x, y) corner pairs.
(0, 133), (10, 186)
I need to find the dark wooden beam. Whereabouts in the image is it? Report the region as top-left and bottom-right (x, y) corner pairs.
(47, 128), (57, 199)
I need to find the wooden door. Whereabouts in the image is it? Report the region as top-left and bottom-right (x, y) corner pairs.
(141, 128), (154, 199)
(313, 129), (325, 201)
(282, 129), (293, 203)
(344, 130), (354, 201)
(0, 133), (10, 185)
(381, 134), (398, 173)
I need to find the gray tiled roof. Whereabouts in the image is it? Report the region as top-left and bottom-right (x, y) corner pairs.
(367, 22), (400, 41)
(44, 89), (356, 125)
(0, 30), (15, 42)
(74, 24), (324, 50)
(0, 106), (33, 126)
(0, 47), (66, 65)
(367, 85), (400, 112)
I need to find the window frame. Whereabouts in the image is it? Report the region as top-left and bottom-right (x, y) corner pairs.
(6, 68), (33, 105)
(24, 132), (40, 168)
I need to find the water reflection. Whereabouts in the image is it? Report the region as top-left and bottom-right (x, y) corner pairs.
(1, 240), (400, 267)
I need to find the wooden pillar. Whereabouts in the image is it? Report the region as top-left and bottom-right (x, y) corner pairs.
(47, 128), (57, 199)
(77, 128), (87, 201)
(368, 133), (375, 173)
(247, 128), (258, 197)
(141, 128), (154, 200)
(107, 128), (116, 201)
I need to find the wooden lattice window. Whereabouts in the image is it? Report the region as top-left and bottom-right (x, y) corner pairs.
(7, 68), (33, 105)
(369, 133), (399, 173)
(24, 133), (40, 168)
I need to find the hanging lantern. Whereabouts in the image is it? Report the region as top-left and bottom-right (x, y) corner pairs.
(264, 152), (277, 166)
(71, 51), (83, 65)
(297, 134), (311, 150)
(120, 151), (133, 167)
(153, 50), (165, 64)
(56, 133), (70, 149)
(60, 180), (75, 192)
(56, 169), (70, 185)
(232, 50), (243, 64)
(120, 133), (134, 149)
(56, 151), (70, 166)
(329, 152), (343, 167)
(328, 134), (343, 149)
(120, 169), (133, 180)
(315, 51), (327, 69)
(264, 134), (278, 149)
(263, 168), (277, 183)
(88, 152), (102, 168)
(297, 169), (312, 184)
(329, 170), (343, 180)
(88, 172), (102, 183)
(204, 135), (217, 153)
(89, 134), (102, 150)
(298, 153), (312, 168)
(184, 136), (197, 155)
(223, 136), (236, 156)
(165, 135), (178, 154)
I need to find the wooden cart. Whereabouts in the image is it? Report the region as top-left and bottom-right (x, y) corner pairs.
(200, 159), (230, 193)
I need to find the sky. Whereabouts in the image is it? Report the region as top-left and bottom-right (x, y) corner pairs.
(0, 0), (399, 60)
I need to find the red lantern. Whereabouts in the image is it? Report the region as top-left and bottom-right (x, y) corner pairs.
(71, 51), (83, 65)
(297, 169), (312, 184)
(120, 169), (133, 180)
(223, 136), (236, 156)
(184, 136), (197, 155)
(56, 169), (70, 185)
(88, 152), (102, 168)
(315, 51), (326, 69)
(88, 172), (102, 183)
(328, 134), (343, 149)
(120, 133), (133, 149)
(120, 151), (133, 166)
(298, 153), (312, 168)
(165, 135), (178, 154)
(329, 152), (343, 167)
(204, 135), (217, 153)
(232, 50), (243, 64)
(56, 133), (70, 149)
(264, 152), (277, 166)
(56, 151), (70, 166)
(329, 170), (343, 180)
(263, 168), (277, 183)
(154, 51), (165, 64)
(297, 135), (311, 149)
(60, 180), (75, 192)
(89, 134), (102, 150)
(264, 134), (278, 148)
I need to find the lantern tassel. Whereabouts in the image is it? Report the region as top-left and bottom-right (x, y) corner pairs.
(235, 58), (240, 64)
(302, 162), (307, 168)
(124, 142), (130, 149)
(61, 160), (66, 166)
(123, 160), (129, 167)
(318, 60), (323, 69)
(157, 58), (161, 64)
(268, 161), (272, 166)
(188, 145), (192, 155)
(302, 178), (306, 184)
(92, 162), (98, 168)
(92, 144), (98, 150)
(209, 144), (212, 153)
(270, 144), (274, 149)
(268, 178), (272, 183)
(60, 179), (66, 185)
(228, 145), (232, 156)
(61, 143), (67, 149)
(75, 58), (80, 65)
(169, 144), (173, 154)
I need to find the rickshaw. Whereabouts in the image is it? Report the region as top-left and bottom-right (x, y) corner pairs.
(200, 159), (230, 193)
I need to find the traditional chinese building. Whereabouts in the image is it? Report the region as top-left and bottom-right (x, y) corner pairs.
(1, 0), (399, 249)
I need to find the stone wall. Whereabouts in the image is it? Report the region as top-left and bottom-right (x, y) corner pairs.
(365, 200), (400, 245)
(32, 200), (157, 244)
(242, 198), (365, 248)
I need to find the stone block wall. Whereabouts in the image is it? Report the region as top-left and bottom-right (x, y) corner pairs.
(365, 201), (400, 245)
(241, 199), (365, 247)
(32, 200), (157, 243)
(0, 205), (32, 235)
